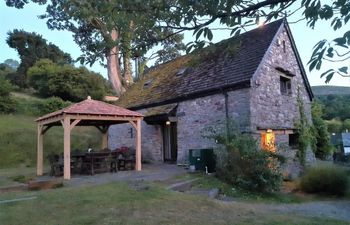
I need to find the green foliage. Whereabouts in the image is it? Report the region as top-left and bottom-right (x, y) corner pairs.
(311, 102), (334, 159)
(0, 77), (16, 113)
(295, 89), (315, 166)
(326, 118), (343, 133)
(0, 62), (16, 80)
(305, 0), (350, 82)
(300, 165), (349, 196)
(343, 119), (350, 131)
(316, 94), (350, 121)
(27, 59), (111, 102)
(36, 97), (71, 115)
(207, 121), (284, 193)
(6, 29), (72, 87)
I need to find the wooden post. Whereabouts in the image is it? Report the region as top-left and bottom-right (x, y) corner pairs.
(37, 124), (43, 176)
(135, 119), (142, 171)
(63, 116), (71, 180)
(101, 131), (108, 149)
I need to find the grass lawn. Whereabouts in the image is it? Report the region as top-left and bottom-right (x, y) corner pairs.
(0, 182), (347, 225)
(0, 114), (101, 168)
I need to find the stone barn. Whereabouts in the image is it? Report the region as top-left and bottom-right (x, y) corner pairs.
(108, 19), (315, 173)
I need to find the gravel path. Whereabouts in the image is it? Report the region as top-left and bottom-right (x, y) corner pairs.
(261, 200), (350, 222)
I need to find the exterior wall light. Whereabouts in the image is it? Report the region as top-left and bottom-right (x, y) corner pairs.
(166, 121), (171, 125)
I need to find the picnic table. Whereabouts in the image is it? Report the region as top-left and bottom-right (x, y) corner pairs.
(49, 148), (135, 176)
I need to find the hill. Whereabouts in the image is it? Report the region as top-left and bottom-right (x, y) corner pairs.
(0, 92), (102, 168)
(311, 86), (350, 96)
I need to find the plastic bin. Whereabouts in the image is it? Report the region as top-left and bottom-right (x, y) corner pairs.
(188, 148), (215, 173)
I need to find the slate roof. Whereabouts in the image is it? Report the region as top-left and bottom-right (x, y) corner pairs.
(36, 97), (143, 122)
(117, 19), (311, 110)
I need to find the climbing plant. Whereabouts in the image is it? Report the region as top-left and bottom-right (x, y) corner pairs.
(295, 88), (316, 166)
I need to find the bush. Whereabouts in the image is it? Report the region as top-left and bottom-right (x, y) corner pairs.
(0, 77), (16, 113)
(300, 165), (349, 196)
(209, 122), (284, 193)
(27, 59), (112, 102)
(37, 97), (71, 115)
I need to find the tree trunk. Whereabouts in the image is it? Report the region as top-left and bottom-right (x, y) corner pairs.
(121, 21), (134, 87)
(106, 29), (124, 95)
(122, 46), (133, 86)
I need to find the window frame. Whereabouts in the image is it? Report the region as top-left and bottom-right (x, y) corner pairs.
(280, 76), (292, 96)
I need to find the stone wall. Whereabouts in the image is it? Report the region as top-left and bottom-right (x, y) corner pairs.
(108, 115), (163, 162)
(250, 25), (312, 133)
(108, 25), (315, 169)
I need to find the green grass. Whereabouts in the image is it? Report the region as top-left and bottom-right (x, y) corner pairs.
(0, 182), (346, 225)
(0, 114), (101, 168)
(175, 173), (305, 203)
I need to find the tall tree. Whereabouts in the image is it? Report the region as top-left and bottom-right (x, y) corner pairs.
(7, 0), (348, 84)
(40, 1), (185, 95)
(6, 29), (72, 87)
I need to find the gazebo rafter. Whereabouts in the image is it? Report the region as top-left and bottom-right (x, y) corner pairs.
(35, 97), (143, 180)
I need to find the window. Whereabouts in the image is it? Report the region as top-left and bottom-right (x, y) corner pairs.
(289, 133), (298, 148)
(282, 40), (286, 53)
(261, 131), (276, 152)
(280, 76), (292, 95)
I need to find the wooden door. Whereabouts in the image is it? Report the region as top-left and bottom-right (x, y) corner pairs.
(163, 123), (177, 162)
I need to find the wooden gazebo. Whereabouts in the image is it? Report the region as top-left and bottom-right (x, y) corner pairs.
(35, 96), (143, 180)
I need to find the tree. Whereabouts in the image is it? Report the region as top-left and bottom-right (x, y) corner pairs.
(0, 62), (15, 80)
(7, 0), (348, 84)
(3, 59), (19, 70)
(27, 59), (111, 101)
(326, 118), (343, 133)
(303, 0), (350, 83)
(36, 0), (184, 95)
(0, 76), (16, 113)
(311, 101), (334, 159)
(6, 29), (72, 87)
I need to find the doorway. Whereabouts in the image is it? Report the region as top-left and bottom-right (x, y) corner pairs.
(163, 122), (177, 162)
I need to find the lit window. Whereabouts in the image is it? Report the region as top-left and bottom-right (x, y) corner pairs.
(280, 76), (292, 95)
(261, 131), (276, 152)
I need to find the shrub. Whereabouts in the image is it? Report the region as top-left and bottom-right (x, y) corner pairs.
(0, 77), (16, 113)
(37, 97), (71, 115)
(208, 122), (284, 193)
(300, 165), (349, 196)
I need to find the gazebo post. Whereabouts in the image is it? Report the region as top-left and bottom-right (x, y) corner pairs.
(101, 126), (109, 150)
(135, 119), (142, 171)
(63, 116), (71, 180)
(37, 124), (43, 176)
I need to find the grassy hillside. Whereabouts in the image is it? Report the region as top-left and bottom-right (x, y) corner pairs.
(0, 114), (102, 168)
(0, 92), (102, 168)
(312, 85), (350, 96)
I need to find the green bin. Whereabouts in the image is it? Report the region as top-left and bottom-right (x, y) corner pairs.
(189, 149), (215, 173)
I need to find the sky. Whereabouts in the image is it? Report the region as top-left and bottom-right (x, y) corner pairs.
(0, 1), (349, 87)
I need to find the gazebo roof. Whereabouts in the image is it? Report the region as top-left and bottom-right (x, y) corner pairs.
(36, 97), (143, 125)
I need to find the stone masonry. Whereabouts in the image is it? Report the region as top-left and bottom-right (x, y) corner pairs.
(108, 22), (315, 176)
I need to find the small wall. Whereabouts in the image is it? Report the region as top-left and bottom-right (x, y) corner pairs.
(108, 119), (163, 162)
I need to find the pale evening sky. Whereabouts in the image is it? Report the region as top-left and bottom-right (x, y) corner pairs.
(0, 1), (349, 87)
